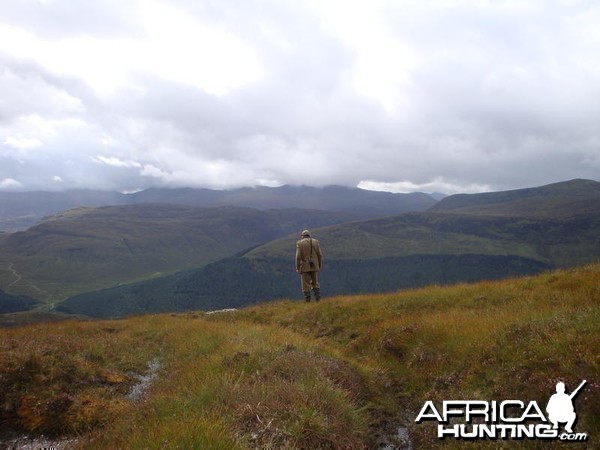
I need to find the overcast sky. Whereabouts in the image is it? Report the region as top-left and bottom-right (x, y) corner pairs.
(0, 0), (599, 194)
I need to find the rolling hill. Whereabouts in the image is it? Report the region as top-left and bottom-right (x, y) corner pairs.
(430, 178), (600, 217)
(0, 204), (367, 302)
(56, 179), (600, 318)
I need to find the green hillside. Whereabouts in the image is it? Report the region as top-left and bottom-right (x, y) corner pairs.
(57, 254), (551, 318)
(2, 265), (599, 449)
(59, 181), (600, 318)
(249, 211), (600, 265)
(0, 205), (365, 302)
(430, 178), (600, 217)
(7, 178), (600, 318)
(252, 179), (600, 263)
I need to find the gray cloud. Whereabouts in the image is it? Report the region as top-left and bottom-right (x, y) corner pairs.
(0, 0), (598, 194)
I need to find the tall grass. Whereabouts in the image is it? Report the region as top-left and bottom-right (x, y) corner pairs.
(234, 264), (599, 447)
(1, 264), (598, 448)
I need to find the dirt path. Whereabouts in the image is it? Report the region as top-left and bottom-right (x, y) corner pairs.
(0, 261), (55, 307)
(0, 434), (77, 450)
(0, 261), (22, 287)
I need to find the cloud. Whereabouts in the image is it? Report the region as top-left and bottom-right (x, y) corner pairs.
(3, 136), (43, 151)
(92, 155), (142, 169)
(0, 0), (599, 194)
(0, 177), (23, 189)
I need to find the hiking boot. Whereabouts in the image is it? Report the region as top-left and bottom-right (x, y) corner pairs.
(303, 291), (312, 302)
(313, 288), (321, 302)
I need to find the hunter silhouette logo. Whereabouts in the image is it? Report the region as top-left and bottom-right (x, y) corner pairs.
(415, 379), (589, 442)
(546, 380), (586, 434)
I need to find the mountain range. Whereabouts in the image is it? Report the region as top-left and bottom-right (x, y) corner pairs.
(0, 185), (436, 232)
(0, 178), (598, 320)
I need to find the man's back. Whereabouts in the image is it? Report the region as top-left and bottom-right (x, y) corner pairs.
(296, 237), (322, 273)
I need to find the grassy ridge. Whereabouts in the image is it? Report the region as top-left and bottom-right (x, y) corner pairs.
(0, 205), (365, 301)
(430, 178), (600, 217)
(1, 264), (598, 448)
(249, 211), (600, 267)
(235, 264), (599, 447)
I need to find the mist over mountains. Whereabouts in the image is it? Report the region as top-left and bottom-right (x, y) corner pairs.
(0, 178), (598, 321)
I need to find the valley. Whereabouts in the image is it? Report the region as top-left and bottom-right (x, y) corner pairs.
(0, 179), (598, 448)
(0, 178), (598, 320)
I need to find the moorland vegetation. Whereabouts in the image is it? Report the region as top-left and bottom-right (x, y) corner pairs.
(1, 264), (598, 448)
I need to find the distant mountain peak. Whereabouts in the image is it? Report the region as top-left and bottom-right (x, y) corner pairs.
(430, 178), (600, 217)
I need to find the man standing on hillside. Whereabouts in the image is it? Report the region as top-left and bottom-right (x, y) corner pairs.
(295, 229), (323, 302)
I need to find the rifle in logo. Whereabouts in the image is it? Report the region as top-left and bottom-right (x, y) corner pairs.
(546, 380), (586, 433)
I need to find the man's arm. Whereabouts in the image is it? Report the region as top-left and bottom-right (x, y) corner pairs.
(295, 242), (302, 272)
(316, 241), (322, 268)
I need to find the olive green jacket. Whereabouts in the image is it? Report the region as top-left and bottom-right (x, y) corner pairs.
(295, 237), (322, 273)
